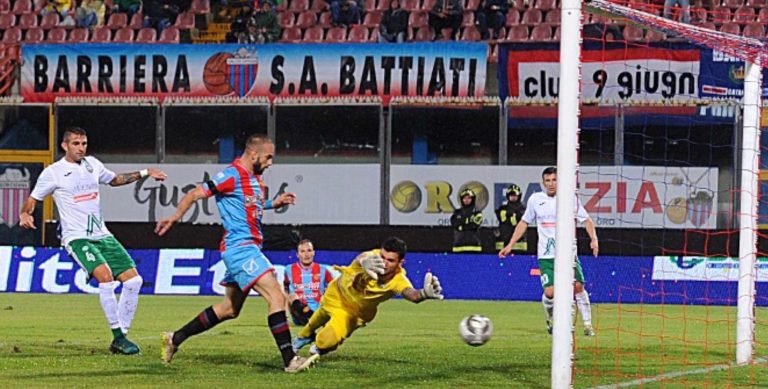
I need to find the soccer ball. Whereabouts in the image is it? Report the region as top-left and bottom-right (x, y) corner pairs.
(459, 315), (493, 346)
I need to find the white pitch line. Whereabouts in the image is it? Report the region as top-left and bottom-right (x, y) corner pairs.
(592, 356), (768, 389)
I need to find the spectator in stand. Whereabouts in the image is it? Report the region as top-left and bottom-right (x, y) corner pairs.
(583, 22), (624, 41)
(76, 0), (106, 28)
(663, 0), (690, 23)
(475, 0), (507, 40)
(144, 0), (173, 32)
(111, 0), (142, 20)
(42, 0), (76, 26)
(226, 2), (254, 42)
(379, 0), (409, 43)
(238, 0), (280, 43)
(168, 0), (192, 24)
(428, 0), (463, 40)
(330, 0), (361, 26)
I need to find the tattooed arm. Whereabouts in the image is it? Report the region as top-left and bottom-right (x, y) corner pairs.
(109, 168), (167, 186)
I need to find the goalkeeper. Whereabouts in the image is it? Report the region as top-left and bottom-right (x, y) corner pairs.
(292, 236), (444, 356)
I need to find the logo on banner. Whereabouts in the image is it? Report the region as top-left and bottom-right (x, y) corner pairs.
(687, 190), (714, 227)
(203, 48), (259, 97)
(0, 168), (31, 227)
(390, 180), (489, 214)
(390, 181), (421, 213)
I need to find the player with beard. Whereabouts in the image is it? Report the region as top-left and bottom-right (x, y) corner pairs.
(498, 167), (598, 336)
(155, 134), (317, 373)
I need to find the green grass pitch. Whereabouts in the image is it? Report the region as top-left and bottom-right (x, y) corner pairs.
(0, 294), (765, 388)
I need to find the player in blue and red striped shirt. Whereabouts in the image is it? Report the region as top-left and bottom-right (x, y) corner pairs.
(284, 239), (335, 326)
(154, 134), (317, 373)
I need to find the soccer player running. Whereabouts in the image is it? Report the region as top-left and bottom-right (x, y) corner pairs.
(283, 239), (335, 326)
(19, 127), (167, 354)
(154, 134), (316, 373)
(292, 237), (444, 356)
(498, 167), (599, 336)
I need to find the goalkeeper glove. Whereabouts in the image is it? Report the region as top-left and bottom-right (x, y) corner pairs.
(419, 272), (444, 300)
(289, 300), (313, 326)
(359, 252), (385, 280)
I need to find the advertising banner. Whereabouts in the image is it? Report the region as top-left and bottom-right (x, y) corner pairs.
(498, 42), (757, 127)
(2, 247), (767, 305)
(21, 43), (487, 102)
(651, 256), (768, 282)
(499, 42), (701, 101)
(100, 164), (381, 225)
(389, 165), (719, 229)
(95, 164), (717, 228)
(0, 163), (46, 245)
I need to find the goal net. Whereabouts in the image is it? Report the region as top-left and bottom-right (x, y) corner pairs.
(549, 0), (768, 386)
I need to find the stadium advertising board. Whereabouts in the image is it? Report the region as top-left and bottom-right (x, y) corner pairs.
(2, 247), (767, 305)
(20, 43), (487, 102)
(499, 42), (768, 102)
(652, 256), (768, 282)
(98, 164), (718, 228)
(389, 165), (718, 229)
(499, 42), (701, 102)
(100, 164), (381, 225)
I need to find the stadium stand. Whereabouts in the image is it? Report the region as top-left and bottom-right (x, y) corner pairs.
(318, 11), (333, 27)
(69, 28), (90, 42)
(281, 26), (303, 42)
(90, 27), (112, 42)
(362, 10), (383, 27)
(5, 0), (768, 65)
(158, 26), (181, 43)
(39, 12), (59, 29)
(412, 25), (433, 41)
(130, 13), (145, 29)
(23, 27), (44, 42)
(113, 27), (135, 42)
(296, 10), (318, 28)
(11, 0), (31, 15)
(325, 25), (347, 42)
(505, 24), (529, 41)
(136, 27), (158, 42)
(107, 13), (128, 30)
(46, 27), (67, 42)
(347, 24), (369, 41)
(0, 13), (14, 29)
(302, 25), (324, 42)
(530, 24), (553, 41)
(2, 26), (22, 43)
(18, 12), (37, 29)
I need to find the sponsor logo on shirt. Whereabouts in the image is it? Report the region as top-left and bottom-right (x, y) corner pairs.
(73, 192), (98, 203)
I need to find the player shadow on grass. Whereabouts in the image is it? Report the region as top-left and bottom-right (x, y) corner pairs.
(9, 368), (164, 381)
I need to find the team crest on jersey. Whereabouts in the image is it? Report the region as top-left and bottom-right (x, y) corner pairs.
(245, 195), (256, 206)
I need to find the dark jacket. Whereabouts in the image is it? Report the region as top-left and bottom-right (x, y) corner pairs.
(451, 200), (483, 252)
(380, 8), (409, 36)
(495, 200), (526, 250)
(480, 0), (507, 14)
(430, 0), (463, 16)
(249, 9), (281, 42)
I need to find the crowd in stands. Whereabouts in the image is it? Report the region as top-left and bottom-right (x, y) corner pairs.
(3, 0), (768, 53)
(0, 0), (207, 43)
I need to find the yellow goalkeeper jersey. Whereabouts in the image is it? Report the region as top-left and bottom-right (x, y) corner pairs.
(324, 249), (413, 320)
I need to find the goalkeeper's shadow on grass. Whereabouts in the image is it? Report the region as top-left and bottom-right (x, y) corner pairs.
(9, 368), (166, 381)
